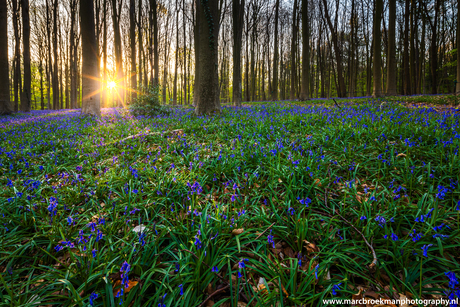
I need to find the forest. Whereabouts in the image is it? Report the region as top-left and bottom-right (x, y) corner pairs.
(0, 0), (459, 115)
(1, 0), (460, 307)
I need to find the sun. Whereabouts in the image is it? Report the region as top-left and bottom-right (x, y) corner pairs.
(107, 81), (116, 89)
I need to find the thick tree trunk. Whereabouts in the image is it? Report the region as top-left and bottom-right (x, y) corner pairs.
(299, 0), (309, 100)
(0, 0), (12, 115)
(232, 0), (244, 106)
(21, 0), (31, 112)
(386, 0), (397, 95)
(130, 0), (137, 101)
(194, 0), (220, 115)
(372, 0), (383, 97)
(81, 0), (100, 116)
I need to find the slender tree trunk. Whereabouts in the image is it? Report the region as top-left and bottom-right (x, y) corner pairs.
(372, 0), (383, 97)
(152, 0), (159, 86)
(232, 0), (244, 106)
(12, 0), (20, 112)
(173, 2), (178, 104)
(403, 0), (411, 95)
(272, 0), (279, 101)
(430, 0), (440, 94)
(102, 0), (107, 107)
(130, 0), (137, 101)
(321, 0), (346, 97)
(299, 0), (309, 100)
(0, 0), (12, 115)
(39, 58), (44, 110)
(348, 0), (355, 97)
(138, 0), (143, 90)
(457, 0), (460, 95)
(290, 0), (298, 100)
(386, 0), (397, 95)
(81, 0), (100, 116)
(194, 0), (221, 115)
(111, 0), (124, 106)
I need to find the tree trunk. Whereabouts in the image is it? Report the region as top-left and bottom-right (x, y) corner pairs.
(111, 0), (123, 106)
(130, 0), (137, 101)
(290, 0), (298, 100)
(138, 0), (143, 91)
(80, 0), (100, 116)
(152, 0), (159, 86)
(386, 0), (397, 96)
(372, 0), (383, 97)
(52, 0), (59, 109)
(457, 0), (460, 95)
(102, 0), (107, 107)
(299, 0), (309, 100)
(430, 0), (440, 94)
(12, 0), (20, 112)
(0, 0), (12, 115)
(21, 0), (31, 112)
(272, 0), (279, 101)
(194, 0), (220, 115)
(403, 0), (411, 95)
(321, 0), (346, 97)
(232, 0), (244, 106)
(173, 2), (178, 104)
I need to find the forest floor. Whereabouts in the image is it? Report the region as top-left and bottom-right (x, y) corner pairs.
(1, 95), (459, 306)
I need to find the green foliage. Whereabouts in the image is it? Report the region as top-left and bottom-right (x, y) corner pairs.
(129, 85), (171, 116)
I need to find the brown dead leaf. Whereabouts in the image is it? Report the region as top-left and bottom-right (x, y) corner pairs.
(278, 178), (283, 183)
(396, 153), (407, 157)
(113, 280), (138, 297)
(313, 179), (322, 187)
(231, 228), (244, 236)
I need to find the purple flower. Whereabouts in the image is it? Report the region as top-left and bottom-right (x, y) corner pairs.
(211, 266), (219, 273)
(390, 233), (399, 241)
(92, 249), (97, 258)
(332, 283), (342, 296)
(360, 216), (367, 220)
(421, 244), (433, 257)
(175, 262), (180, 272)
(314, 264), (319, 280)
(179, 284), (184, 295)
(89, 292), (98, 306)
(267, 230), (275, 248)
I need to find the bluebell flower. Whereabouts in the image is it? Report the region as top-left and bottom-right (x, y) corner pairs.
(267, 230), (275, 248)
(158, 293), (167, 307)
(211, 266), (219, 273)
(314, 264), (319, 280)
(360, 216), (367, 220)
(390, 233), (399, 241)
(175, 262), (180, 272)
(179, 284), (184, 295)
(421, 244), (433, 257)
(332, 283), (341, 296)
(92, 249), (97, 258)
(89, 292), (98, 306)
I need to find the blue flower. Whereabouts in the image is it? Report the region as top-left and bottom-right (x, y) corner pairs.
(89, 292), (98, 306)
(158, 293), (167, 307)
(332, 283), (341, 296)
(445, 271), (459, 289)
(92, 249), (97, 258)
(179, 284), (184, 295)
(391, 233), (399, 241)
(211, 266), (219, 273)
(267, 230), (275, 248)
(360, 216), (367, 220)
(314, 264), (319, 280)
(421, 244), (433, 257)
(175, 262), (180, 272)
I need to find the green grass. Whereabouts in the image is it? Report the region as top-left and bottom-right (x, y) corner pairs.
(0, 98), (459, 306)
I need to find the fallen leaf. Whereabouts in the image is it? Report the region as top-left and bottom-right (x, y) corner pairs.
(232, 228), (244, 235)
(113, 280), (138, 297)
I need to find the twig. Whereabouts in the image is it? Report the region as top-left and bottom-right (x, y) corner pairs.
(181, 249), (229, 285)
(103, 128), (184, 147)
(198, 285), (230, 307)
(318, 184), (377, 270)
(244, 222), (276, 247)
(332, 99), (341, 109)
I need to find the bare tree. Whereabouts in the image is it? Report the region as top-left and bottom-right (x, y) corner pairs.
(232, 0), (244, 106)
(21, 0), (31, 112)
(194, 0), (221, 115)
(0, 0), (12, 115)
(80, 0), (100, 116)
(386, 0), (397, 96)
(372, 0), (382, 97)
(299, 0), (309, 100)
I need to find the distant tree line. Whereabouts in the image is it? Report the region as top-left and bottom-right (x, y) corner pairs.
(0, 0), (460, 116)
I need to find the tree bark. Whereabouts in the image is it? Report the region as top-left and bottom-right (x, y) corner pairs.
(52, 0), (59, 109)
(290, 0), (298, 100)
(130, 0), (137, 101)
(12, 0), (20, 112)
(372, 0), (383, 97)
(80, 0), (100, 116)
(321, 0), (346, 97)
(232, 0), (244, 106)
(194, 0), (221, 115)
(386, 0), (397, 96)
(21, 0), (31, 112)
(299, 0), (309, 100)
(403, 0), (410, 95)
(457, 0), (460, 95)
(0, 0), (12, 115)
(111, 0), (124, 106)
(272, 0), (279, 101)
